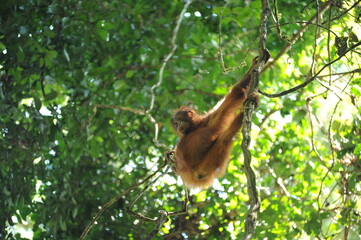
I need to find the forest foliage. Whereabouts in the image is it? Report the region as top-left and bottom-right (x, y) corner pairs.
(1, 0), (361, 239)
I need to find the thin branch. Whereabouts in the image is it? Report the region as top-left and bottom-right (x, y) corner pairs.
(168, 187), (189, 217)
(258, 107), (282, 129)
(146, 112), (171, 150)
(269, 20), (339, 38)
(218, 1), (258, 73)
(260, 41), (361, 98)
(146, 0), (193, 150)
(270, 0), (289, 41)
(145, 211), (169, 240)
(124, 167), (171, 222)
(82, 103), (171, 150)
(327, 74), (354, 170)
(94, 104), (145, 115)
(266, 164), (291, 197)
(316, 74), (354, 214)
(315, 78), (343, 100)
(301, 0), (317, 13)
(309, 68), (361, 78)
(124, 167), (189, 237)
(172, 88), (223, 98)
(326, 2), (333, 97)
(317, 75), (358, 102)
(219, 1), (230, 72)
(149, 0), (193, 111)
(80, 157), (168, 239)
(305, 96), (329, 169)
(86, 2), (195, 149)
(262, 1), (331, 72)
(322, 0), (361, 24)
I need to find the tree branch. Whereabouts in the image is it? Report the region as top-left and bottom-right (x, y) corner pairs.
(148, 0), (193, 111)
(259, 41), (361, 98)
(80, 156), (168, 239)
(262, 1), (331, 72)
(241, 0), (270, 239)
(322, 0), (361, 24)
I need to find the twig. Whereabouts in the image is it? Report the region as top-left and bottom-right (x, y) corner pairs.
(168, 187), (189, 217)
(326, 2), (333, 97)
(270, 0), (288, 41)
(149, 0), (193, 111)
(124, 167), (171, 222)
(173, 88), (223, 98)
(218, 1), (257, 73)
(309, 0), (321, 77)
(258, 107), (281, 129)
(305, 96), (328, 168)
(145, 211), (169, 240)
(94, 104), (145, 115)
(146, 112), (171, 150)
(259, 41), (361, 98)
(301, 0), (317, 13)
(80, 158), (168, 239)
(311, 68), (361, 78)
(315, 79), (343, 100)
(219, 1), (230, 72)
(315, 73), (354, 214)
(262, 1), (331, 72)
(81, 104), (145, 132)
(269, 21), (338, 38)
(146, 0), (193, 150)
(322, 0), (361, 24)
(266, 164), (291, 197)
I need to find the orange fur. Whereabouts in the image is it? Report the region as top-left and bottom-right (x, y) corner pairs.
(171, 54), (269, 189)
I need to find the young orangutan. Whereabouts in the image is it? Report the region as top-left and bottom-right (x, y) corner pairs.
(171, 52), (270, 189)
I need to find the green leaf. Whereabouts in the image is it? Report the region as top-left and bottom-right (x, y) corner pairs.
(72, 207), (78, 219)
(222, 17), (232, 25)
(44, 29), (56, 37)
(126, 70), (134, 78)
(96, 20), (114, 30)
(46, 50), (58, 60)
(0, 42), (5, 51)
(44, 90), (58, 101)
(213, 7), (223, 15)
(96, 28), (109, 41)
(63, 48), (70, 62)
(232, 7), (243, 14)
(213, 7), (231, 16)
(59, 218), (67, 231)
(351, 86), (361, 96)
(191, 32), (202, 44)
(354, 143), (361, 155)
(102, 22), (114, 30)
(17, 46), (25, 63)
(90, 139), (100, 158)
(113, 80), (126, 90)
(34, 96), (42, 111)
(320, 212), (330, 219)
(222, 7), (232, 16)
(250, 1), (262, 9)
(348, 174), (357, 191)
